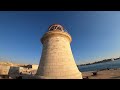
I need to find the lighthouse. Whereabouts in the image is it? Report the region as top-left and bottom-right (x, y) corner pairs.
(35, 24), (82, 79)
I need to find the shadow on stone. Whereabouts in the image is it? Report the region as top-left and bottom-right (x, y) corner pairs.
(110, 76), (120, 79)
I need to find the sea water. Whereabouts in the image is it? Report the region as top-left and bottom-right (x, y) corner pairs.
(78, 59), (120, 72)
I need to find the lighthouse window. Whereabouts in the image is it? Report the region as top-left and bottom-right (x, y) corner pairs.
(52, 26), (54, 30)
(55, 26), (57, 29)
(53, 26), (56, 29)
(49, 26), (56, 31)
(57, 27), (62, 31)
(49, 25), (63, 31)
(49, 26), (54, 31)
(50, 28), (53, 31)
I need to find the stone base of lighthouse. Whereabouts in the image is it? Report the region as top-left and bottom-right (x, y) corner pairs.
(35, 30), (82, 79)
(35, 73), (82, 79)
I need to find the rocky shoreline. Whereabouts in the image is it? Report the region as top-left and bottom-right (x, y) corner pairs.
(78, 58), (120, 66)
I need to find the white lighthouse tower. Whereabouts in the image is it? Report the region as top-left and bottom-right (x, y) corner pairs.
(35, 24), (82, 79)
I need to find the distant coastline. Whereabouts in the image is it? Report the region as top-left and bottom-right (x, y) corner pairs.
(78, 57), (120, 66)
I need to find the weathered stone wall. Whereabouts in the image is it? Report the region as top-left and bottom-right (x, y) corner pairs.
(32, 65), (38, 70)
(0, 65), (10, 75)
(9, 66), (23, 75)
(36, 30), (82, 79)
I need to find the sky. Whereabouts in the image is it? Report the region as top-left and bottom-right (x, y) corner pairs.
(0, 11), (120, 65)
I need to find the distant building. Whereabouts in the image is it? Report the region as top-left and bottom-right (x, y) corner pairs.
(9, 66), (24, 75)
(25, 64), (38, 70)
(0, 65), (10, 79)
(31, 65), (38, 70)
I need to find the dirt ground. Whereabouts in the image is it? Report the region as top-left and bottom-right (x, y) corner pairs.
(82, 68), (120, 79)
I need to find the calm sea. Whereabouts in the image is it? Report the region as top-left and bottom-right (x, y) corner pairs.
(78, 59), (120, 72)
